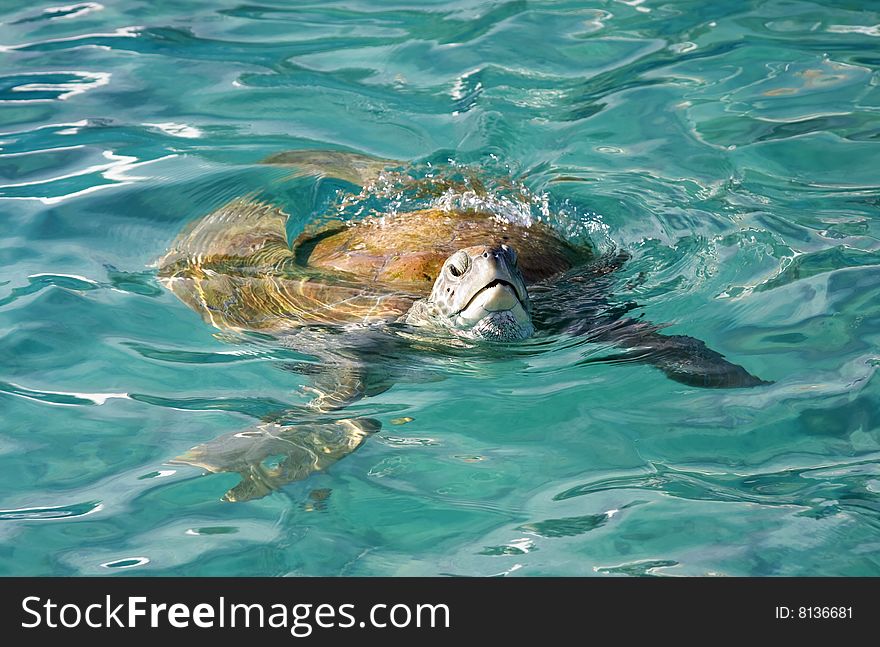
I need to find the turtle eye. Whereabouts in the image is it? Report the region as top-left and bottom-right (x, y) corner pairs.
(447, 251), (469, 278)
(501, 244), (517, 266)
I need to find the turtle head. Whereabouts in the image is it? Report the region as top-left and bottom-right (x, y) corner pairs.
(407, 244), (534, 341)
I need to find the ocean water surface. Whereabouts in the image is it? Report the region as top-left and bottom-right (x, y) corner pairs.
(1, 0), (880, 576)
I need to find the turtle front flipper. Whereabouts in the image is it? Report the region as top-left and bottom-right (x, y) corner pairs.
(169, 418), (380, 502)
(302, 362), (393, 412)
(278, 326), (401, 412)
(535, 253), (769, 388)
(261, 149), (397, 187)
(632, 331), (769, 388)
(583, 320), (770, 388)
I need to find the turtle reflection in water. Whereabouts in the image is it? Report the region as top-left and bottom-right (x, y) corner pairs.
(157, 152), (768, 501)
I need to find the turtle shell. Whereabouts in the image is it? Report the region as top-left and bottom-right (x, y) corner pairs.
(296, 208), (588, 289)
(157, 200), (591, 333)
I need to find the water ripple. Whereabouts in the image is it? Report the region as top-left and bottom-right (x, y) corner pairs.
(554, 459), (880, 521)
(0, 500), (102, 521)
(0, 71), (109, 102)
(11, 3), (104, 25)
(2, 26), (142, 52)
(0, 380), (128, 406)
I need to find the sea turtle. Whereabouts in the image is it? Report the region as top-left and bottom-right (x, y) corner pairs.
(157, 152), (767, 501)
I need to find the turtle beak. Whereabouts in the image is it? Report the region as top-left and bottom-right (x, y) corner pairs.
(454, 248), (529, 316)
(458, 279), (524, 315)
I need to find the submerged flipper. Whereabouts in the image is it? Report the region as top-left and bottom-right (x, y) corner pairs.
(536, 254), (769, 389)
(168, 333), (404, 501)
(587, 320), (769, 388)
(581, 319), (770, 388)
(303, 362), (393, 412)
(637, 332), (769, 388)
(277, 326), (400, 411)
(170, 418), (380, 502)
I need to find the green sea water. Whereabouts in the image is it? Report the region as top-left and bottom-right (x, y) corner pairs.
(1, 0), (879, 576)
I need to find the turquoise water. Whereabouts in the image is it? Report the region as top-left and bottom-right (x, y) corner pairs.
(2, 0), (880, 576)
